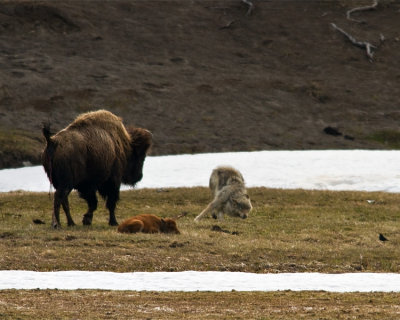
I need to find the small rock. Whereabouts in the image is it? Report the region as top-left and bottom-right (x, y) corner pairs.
(323, 126), (342, 136)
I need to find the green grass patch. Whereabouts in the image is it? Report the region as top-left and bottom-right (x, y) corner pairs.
(367, 130), (400, 149)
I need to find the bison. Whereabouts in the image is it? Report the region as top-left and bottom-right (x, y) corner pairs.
(194, 166), (252, 221)
(42, 110), (152, 228)
(117, 214), (180, 234)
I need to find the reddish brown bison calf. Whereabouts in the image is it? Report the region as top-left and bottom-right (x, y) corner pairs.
(42, 110), (152, 228)
(117, 214), (180, 234)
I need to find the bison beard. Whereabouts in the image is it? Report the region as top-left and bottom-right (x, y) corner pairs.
(41, 110), (152, 229)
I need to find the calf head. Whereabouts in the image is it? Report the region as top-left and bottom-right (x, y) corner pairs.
(160, 218), (180, 234)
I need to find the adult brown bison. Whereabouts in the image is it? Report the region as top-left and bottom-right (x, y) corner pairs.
(42, 110), (152, 229)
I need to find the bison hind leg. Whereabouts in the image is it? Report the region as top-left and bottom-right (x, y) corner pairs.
(53, 188), (74, 228)
(98, 181), (120, 226)
(62, 192), (75, 227)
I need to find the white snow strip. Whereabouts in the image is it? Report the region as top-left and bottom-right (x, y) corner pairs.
(1, 271), (400, 292)
(1, 150), (400, 193)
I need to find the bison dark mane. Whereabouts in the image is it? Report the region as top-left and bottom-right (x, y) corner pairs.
(42, 110), (152, 228)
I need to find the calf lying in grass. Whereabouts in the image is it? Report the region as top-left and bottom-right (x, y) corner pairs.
(117, 214), (180, 234)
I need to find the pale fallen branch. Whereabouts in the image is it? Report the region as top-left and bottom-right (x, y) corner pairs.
(331, 23), (376, 61)
(346, 0), (379, 23)
(219, 20), (237, 30)
(174, 211), (188, 220)
(242, 0), (253, 16)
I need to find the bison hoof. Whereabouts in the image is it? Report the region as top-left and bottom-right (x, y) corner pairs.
(52, 222), (61, 229)
(82, 215), (92, 226)
(109, 220), (118, 226)
(68, 221), (76, 227)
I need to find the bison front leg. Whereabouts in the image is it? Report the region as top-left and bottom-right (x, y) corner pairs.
(99, 181), (120, 226)
(106, 189), (119, 226)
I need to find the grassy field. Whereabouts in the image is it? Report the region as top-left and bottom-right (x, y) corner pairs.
(1, 187), (400, 318)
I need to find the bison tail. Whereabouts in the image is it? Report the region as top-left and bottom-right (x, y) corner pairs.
(42, 123), (52, 145)
(41, 123), (55, 186)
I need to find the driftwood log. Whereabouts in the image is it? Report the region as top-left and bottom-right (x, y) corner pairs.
(346, 0), (379, 23)
(331, 23), (377, 61)
(242, 0), (253, 16)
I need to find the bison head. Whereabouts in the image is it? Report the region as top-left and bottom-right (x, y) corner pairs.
(123, 127), (152, 186)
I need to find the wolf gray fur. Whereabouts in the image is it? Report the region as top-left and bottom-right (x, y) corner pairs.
(194, 166), (252, 221)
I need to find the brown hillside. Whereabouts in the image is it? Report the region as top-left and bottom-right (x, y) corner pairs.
(0, 0), (399, 168)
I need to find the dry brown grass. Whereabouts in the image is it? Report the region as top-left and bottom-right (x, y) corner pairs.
(1, 290), (400, 319)
(1, 187), (399, 273)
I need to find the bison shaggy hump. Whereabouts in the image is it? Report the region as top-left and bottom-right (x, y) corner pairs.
(42, 110), (152, 229)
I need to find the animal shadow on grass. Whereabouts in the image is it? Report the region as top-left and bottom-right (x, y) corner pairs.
(211, 225), (239, 235)
(379, 233), (388, 242)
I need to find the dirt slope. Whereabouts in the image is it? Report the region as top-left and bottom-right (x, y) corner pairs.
(0, 0), (399, 168)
